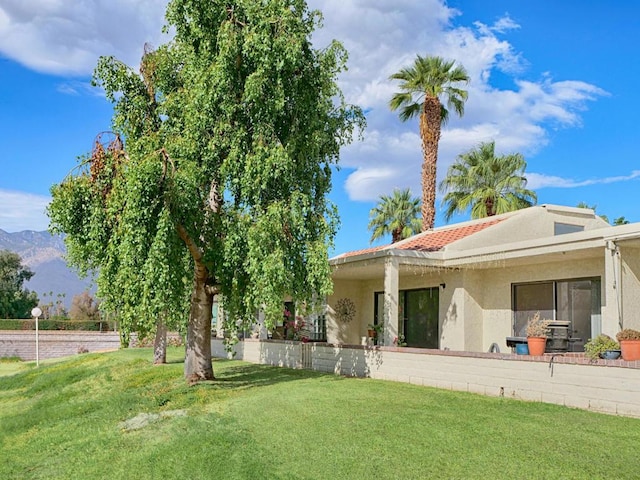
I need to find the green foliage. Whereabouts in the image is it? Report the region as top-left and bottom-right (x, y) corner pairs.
(2, 350), (640, 479)
(576, 203), (631, 225)
(439, 141), (537, 221)
(584, 334), (620, 360)
(49, 0), (363, 378)
(389, 55), (469, 125)
(38, 291), (68, 320)
(0, 250), (38, 319)
(388, 54), (469, 231)
(368, 188), (421, 243)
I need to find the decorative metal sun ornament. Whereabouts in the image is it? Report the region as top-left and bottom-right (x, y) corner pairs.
(335, 297), (356, 323)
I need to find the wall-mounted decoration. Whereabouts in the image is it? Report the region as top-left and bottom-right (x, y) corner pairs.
(335, 297), (356, 324)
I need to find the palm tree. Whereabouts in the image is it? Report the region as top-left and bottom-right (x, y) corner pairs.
(368, 188), (422, 243)
(577, 205), (629, 225)
(576, 202), (609, 224)
(439, 141), (537, 220)
(389, 55), (469, 231)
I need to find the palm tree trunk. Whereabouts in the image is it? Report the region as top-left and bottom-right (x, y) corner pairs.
(485, 197), (496, 216)
(419, 96), (442, 231)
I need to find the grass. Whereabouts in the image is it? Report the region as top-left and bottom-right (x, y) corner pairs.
(1, 348), (639, 479)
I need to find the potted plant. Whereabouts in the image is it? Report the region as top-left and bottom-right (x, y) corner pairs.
(616, 329), (640, 361)
(368, 322), (384, 345)
(526, 312), (550, 356)
(367, 323), (376, 338)
(393, 334), (407, 347)
(584, 334), (620, 360)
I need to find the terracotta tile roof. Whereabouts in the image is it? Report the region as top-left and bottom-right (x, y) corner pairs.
(336, 218), (503, 259)
(335, 245), (385, 258)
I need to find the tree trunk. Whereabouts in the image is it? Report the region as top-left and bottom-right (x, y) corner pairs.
(392, 227), (402, 243)
(184, 261), (214, 382)
(485, 197), (495, 217)
(419, 96), (442, 231)
(153, 316), (167, 365)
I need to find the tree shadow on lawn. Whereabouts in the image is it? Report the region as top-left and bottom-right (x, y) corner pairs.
(203, 360), (338, 393)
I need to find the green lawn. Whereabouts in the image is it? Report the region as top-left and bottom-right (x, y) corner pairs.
(1, 348), (638, 479)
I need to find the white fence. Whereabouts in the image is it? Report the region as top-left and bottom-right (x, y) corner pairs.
(212, 338), (640, 418)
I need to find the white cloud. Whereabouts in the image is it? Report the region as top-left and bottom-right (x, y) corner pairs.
(0, 0), (168, 75)
(0, 0), (610, 204)
(309, 1), (608, 202)
(527, 170), (640, 190)
(0, 189), (50, 232)
(56, 80), (101, 96)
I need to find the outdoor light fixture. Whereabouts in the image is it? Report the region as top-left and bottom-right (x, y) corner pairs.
(439, 283), (446, 290)
(31, 307), (42, 367)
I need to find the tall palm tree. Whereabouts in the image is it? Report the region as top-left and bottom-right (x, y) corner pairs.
(389, 55), (469, 231)
(439, 141), (537, 220)
(368, 188), (422, 243)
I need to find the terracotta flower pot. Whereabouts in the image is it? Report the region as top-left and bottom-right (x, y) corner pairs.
(620, 340), (640, 361)
(527, 336), (547, 356)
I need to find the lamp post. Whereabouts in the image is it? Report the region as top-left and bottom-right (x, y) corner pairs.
(31, 307), (42, 367)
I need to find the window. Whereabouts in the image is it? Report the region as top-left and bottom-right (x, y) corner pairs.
(512, 278), (601, 347)
(554, 222), (584, 235)
(513, 282), (554, 337)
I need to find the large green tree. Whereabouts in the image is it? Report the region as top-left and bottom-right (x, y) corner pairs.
(389, 55), (469, 231)
(49, 0), (362, 382)
(368, 188), (422, 243)
(439, 141), (537, 220)
(0, 250), (38, 319)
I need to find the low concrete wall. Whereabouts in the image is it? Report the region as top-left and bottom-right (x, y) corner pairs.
(0, 331), (183, 360)
(212, 338), (640, 418)
(0, 330), (122, 360)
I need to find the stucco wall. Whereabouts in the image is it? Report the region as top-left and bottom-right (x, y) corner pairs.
(450, 206), (608, 253)
(621, 245), (640, 330)
(480, 257), (603, 351)
(330, 254), (610, 354)
(328, 279), (367, 345)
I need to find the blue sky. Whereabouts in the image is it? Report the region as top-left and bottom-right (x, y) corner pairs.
(1, 1), (638, 256)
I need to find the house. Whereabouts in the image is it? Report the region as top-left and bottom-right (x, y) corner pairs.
(326, 204), (640, 352)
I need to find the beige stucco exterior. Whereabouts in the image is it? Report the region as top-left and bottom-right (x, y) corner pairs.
(327, 205), (640, 352)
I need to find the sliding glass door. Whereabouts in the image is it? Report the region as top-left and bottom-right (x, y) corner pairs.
(374, 287), (440, 348)
(401, 288), (439, 348)
(512, 277), (601, 345)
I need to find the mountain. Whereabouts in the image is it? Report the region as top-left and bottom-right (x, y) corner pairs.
(0, 229), (95, 308)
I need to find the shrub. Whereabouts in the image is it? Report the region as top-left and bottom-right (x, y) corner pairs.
(584, 334), (620, 360)
(616, 329), (640, 341)
(526, 312), (550, 337)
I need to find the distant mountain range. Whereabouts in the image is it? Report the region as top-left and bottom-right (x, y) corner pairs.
(0, 229), (95, 308)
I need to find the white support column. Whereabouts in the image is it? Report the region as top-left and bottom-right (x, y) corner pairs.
(383, 256), (399, 346)
(603, 241), (622, 335)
